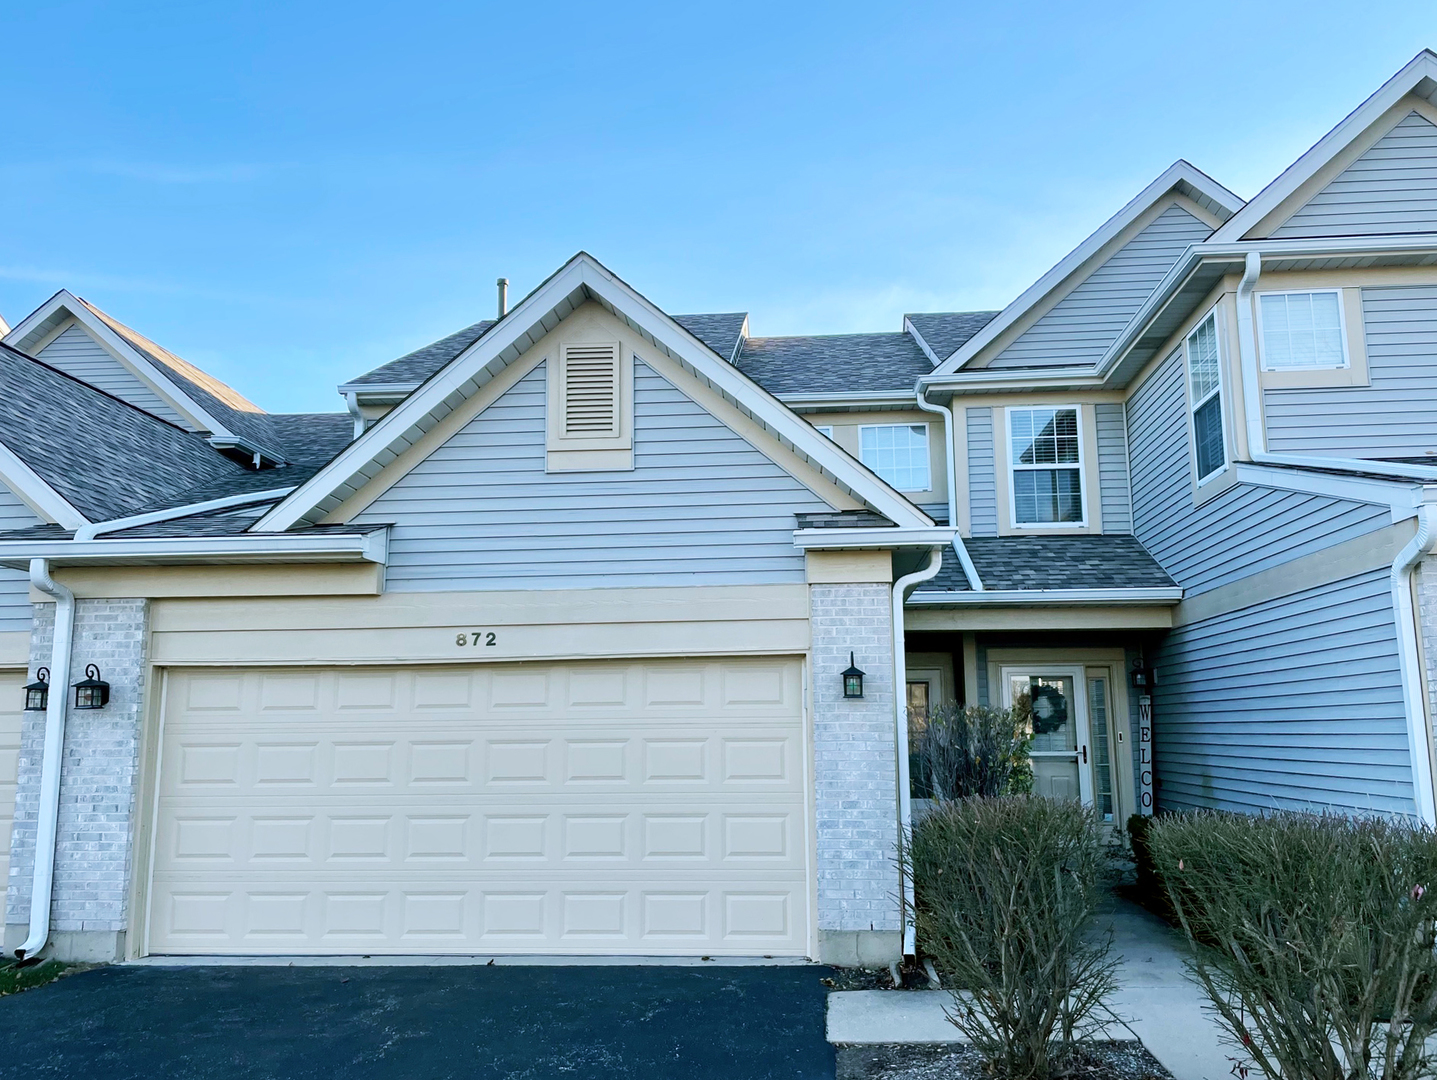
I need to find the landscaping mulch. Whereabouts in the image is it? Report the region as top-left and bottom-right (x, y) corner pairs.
(835, 1041), (1173, 1080)
(821, 958), (937, 991)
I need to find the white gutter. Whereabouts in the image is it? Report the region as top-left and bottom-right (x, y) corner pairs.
(893, 545), (944, 957)
(914, 385), (983, 591)
(17, 559), (74, 960)
(0, 531), (388, 567)
(775, 390), (918, 410)
(72, 488), (297, 542)
(793, 527), (956, 551)
(1391, 499), (1437, 826)
(906, 587), (1183, 606)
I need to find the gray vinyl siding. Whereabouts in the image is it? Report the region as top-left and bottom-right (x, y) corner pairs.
(1127, 346), (1390, 597)
(1095, 402), (1132, 533)
(355, 360), (833, 590)
(1153, 569), (1413, 817)
(966, 407), (997, 537)
(987, 205), (1212, 370)
(1271, 112), (1437, 239)
(1265, 285), (1437, 458)
(36, 325), (188, 426)
(0, 484), (40, 634)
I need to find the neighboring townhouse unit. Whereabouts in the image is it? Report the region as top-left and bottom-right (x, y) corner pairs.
(2, 51), (1437, 966)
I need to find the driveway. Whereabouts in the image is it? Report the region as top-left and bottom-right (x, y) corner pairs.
(0, 963), (836, 1080)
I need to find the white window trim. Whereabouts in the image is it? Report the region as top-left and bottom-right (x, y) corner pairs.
(815, 425), (834, 438)
(1255, 288), (1350, 371)
(857, 422), (932, 493)
(1185, 308), (1228, 487)
(1003, 405), (1087, 530)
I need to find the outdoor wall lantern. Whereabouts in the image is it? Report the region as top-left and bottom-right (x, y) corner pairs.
(1129, 659), (1156, 695)
(842, 653), (865, 699)
(72, 665), (110, 710)
(23, 668), (49, 712)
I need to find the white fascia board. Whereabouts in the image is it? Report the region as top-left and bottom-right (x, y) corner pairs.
(336, 381), (420, 397)
(5, 291), (228, 436)
(0, 439), (89, 529)
(0, 530), (387, 567)
(917, 368), (1106, 395)
(1209, 50), (1437, 243)
(793, 527), (957, 550)
(775, 390), (917, 409)
(930, 162), (1244, 375)
(261, 253), (935, 533)
(1235, 462), (1425, 517)
(906, 587), (1183, 606)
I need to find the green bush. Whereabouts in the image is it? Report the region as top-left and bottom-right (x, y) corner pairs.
(909, 703), (1033, 800)
(1149, 811), (1437, 1080)
(906, 796), (1117, 1080)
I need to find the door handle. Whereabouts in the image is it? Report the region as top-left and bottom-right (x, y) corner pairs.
(1081, 745), (1088, 764)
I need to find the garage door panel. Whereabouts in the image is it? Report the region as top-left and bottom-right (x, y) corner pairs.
(150, 660), (809, 955)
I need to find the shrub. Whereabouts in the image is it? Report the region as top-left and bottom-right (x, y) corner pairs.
(1149, 811), (1437, 1080)
(906, 796), (1118, 1080)
(909, 703), (1033, 800)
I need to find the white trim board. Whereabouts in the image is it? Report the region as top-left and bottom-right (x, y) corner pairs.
(0, 438), (89, 529)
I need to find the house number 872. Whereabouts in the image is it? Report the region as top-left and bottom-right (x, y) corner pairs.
(456, 631), (498, 647)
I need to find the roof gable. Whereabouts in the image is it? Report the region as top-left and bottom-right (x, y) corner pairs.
(255, 253), (934, 532)
(930, 161), (1243, 375)
(1211, 50), (1437, 242)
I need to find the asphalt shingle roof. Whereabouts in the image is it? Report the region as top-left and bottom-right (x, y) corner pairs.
(916, 535), (1177, 593)
(673, 313), (747, 361)
(736, 333), (934, 396)
(905, 311), (1000, 362)
(346, 321), (496, 388)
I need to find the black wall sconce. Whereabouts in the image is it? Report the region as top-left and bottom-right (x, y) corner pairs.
(24, 668), (49, 712)
(1129, 659), (1156, 695)
(73, 665), (110, 710)
(842, 653), (865, 699)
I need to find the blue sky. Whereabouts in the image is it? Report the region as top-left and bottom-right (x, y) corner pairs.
(2, 2), (1435, 413)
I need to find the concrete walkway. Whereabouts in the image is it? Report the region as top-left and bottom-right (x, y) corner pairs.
(827, 899), (1239, 1080)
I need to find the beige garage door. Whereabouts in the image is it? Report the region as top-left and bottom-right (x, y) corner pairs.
(148, 658), (809, 956)
(0, 671), (24, 893)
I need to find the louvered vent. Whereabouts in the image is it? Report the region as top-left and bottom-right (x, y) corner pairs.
(562, 343), (620, 436)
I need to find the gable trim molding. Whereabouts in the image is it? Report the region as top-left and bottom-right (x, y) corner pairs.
(0, 438), (89, 529)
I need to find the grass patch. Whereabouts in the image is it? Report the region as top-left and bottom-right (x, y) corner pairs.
(0, 958), (76, 997)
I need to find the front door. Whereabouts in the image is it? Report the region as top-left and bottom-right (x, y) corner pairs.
(1000, 666), (1093, 805)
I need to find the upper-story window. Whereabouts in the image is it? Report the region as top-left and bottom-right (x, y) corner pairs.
(815, 425), (834, 439)
(1258, 290), (1348, 370)
(1186, 312), (1226, 483)
(1007, 407), (1083, 525)
(859, 423), (930, 491)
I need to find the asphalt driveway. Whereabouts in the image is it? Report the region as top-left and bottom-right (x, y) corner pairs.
(0, 963), (836, 1080)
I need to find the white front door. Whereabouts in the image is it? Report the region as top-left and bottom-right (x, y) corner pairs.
(1000, 666), (1093, 805)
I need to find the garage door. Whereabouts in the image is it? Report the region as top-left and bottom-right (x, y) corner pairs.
(148, 659), (810, 955)
(0, 671), (23, 894)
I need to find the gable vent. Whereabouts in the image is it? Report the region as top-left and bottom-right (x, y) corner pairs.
(561, 343), (621, 437)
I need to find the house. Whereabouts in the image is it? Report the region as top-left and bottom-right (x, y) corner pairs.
(3, 51), (1437, 967)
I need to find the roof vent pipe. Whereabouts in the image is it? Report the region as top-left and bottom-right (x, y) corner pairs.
(497, 278), (509, 319)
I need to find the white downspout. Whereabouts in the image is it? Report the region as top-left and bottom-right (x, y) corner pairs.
(345, 392), (365, 441)
(17, 559), (74, 960)
(1391, 500), (1437, 826)
(914, 386), (983, 591)
(893, 545), (943, 957)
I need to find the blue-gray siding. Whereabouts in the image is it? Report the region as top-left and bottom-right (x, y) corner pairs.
(987, 205), (1212, 370)
(1095, 402), (1132, 533)
(1265, 285), (1437, 458)
(1127, 346), (1390, 597)
(37, 324), (188, 426)
(356, 360), (833, 590)
(0, 485), (39, 634)
(966, 407), (997, 537)
(1271, 112), (1437, 239)
(1154, 569), (1413, 817)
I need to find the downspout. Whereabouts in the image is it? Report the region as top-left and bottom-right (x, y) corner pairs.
(914, 386), (983, 591)
(345, 392), (365, 441)
(1391, 500), (1437, 826)
(892, 545), (943, 957)
(1235, 251), (1437, 821)
(17, 559), (74, 960)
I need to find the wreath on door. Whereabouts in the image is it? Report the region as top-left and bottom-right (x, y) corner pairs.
(1029, 684), (1068, 734)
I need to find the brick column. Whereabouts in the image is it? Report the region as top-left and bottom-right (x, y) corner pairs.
(7, 598), (148, 962)
(808, 549), (900, 966)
